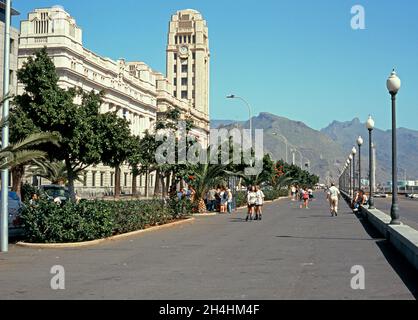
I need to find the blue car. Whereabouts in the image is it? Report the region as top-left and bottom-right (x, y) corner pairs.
(1, 191), (25, 237)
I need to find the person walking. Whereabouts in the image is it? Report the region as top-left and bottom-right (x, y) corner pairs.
(328, 183), (341, 217)
(302, 188), (310, 209)
(246, 186), (257, 221)
(291, 185), (297, 201)
(255, 185), (265, 220)
(227, 187), (233, 214)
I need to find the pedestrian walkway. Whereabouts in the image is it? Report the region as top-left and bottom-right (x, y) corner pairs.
(0, 193), (417, 299)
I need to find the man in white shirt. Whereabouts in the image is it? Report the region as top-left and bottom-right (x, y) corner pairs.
(328, 183), (341, 217)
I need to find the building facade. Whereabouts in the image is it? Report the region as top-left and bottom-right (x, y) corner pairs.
(166, 9), (210, 142)
(0, 1), (19, 99)
(17, 6), (210, 197)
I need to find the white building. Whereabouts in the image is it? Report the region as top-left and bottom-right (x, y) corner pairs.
(17, 6), (210, 197)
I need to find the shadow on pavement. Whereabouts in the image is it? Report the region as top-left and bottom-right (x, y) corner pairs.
(354, 211), (418, 299)
(275, 235), (383, 241)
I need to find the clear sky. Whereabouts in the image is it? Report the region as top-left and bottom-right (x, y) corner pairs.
(11, 0), (418, 131)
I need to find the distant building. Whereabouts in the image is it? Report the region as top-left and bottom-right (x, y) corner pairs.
(0, 1), (19, 98)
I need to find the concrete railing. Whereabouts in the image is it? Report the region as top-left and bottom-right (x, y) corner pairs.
(341, 190), (418, 271)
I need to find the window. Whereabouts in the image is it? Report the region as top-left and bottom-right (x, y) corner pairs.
(110, 173), (114, 187)
(100, 172), (104, 187)
(83, 173), (87, 187)
(181, 91), (188, 99)
(181, 65), (188, 73)
(175, 36), (178, 44)
(174, 65), (177, 73)
(192, 35), (196, 44)
(92, 172), (96, 187)
(174, 53), (177, 60)
(181, 78), (187, 86)
(173, 91), (177, 98)
(174, 78), (177, 86)
(192, 77), (195, 85)
(192, 52), (196, 60)
(124, 173), (128, 187)
(188, 35), (191, 43)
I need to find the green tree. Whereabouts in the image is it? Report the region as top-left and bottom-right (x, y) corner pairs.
(14, 48), (104, 201)
(97, 111), (133, 198)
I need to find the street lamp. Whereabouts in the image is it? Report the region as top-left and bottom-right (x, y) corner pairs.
(272, 132), (289, 163)
(291, 148), (303, 168)
(348, 155), (353, 197)
(387, 69), (401, 225)
(226, 95), (253, 141)
(1, 0), (11, 253)
(366, 115), (375, 209)
(357, 136), (364, 191)
(351, 147), (357, 198)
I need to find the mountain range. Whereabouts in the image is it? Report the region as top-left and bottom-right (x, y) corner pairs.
(211, 113), (418, 184)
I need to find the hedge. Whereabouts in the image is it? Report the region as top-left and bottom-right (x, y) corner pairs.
(235, 188), (288, 208)
(21, 197), (191, 244)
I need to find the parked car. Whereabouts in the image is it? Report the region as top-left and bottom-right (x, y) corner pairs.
(408, 194), (418, 199)
(3, 191), (25, 237)
(39, 185), (70, 204)
(374, 193), (388, 198)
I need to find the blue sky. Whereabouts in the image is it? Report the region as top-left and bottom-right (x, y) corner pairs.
(11, 0), (418, 131)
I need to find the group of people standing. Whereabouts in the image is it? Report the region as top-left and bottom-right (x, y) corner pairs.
(245, 185), (265, 221)
(205, 186), (234, 214)
(290, 185), (314, 209)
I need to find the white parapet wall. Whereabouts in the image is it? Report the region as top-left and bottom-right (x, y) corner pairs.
(341, 190), (418, 270)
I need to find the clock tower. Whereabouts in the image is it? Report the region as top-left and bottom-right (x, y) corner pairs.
(166, 9), (210, 118)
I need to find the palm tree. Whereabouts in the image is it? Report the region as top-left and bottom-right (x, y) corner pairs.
(0, 117), (60, 196)
(28, 160), (84, 186)
(185, 162), (228, 213)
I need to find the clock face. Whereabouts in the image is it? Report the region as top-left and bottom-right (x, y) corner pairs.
(179, 46), (188, 55)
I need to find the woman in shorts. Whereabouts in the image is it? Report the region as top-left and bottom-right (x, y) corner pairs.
(246, 186), (257, 221)
(255, 185), (265, 221)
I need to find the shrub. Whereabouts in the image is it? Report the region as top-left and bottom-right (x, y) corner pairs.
(21, 199), (114, 243)
(21, 183), (39, 202)
(21, 197), (193, 243)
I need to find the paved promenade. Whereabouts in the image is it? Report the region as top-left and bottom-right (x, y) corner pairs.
(0, 193), (417, 300)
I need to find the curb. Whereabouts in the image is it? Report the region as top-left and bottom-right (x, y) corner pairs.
(193, 212), (218, 217)
(16, 217), (195, 249)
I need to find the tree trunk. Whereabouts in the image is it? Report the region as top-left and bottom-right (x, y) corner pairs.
(154, 168), (161, 197)
(114, 165), (121, 199)
(132, 171), (138, 197)
(11, 165), (25, 200)
(65, 158), (76, 202)
(145, 168), (149, 199)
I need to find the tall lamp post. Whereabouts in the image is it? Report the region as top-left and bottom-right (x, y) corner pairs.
(226, 95), (253, 141)
(1, 0), (11, 253)
(357, 136), (364, 191)
(351, 147), (357, 198)
(387, 69), (401, 225)
(366, 116), (375, 209)
(348, 155), (353, 197)
(272, 132), (289, 163)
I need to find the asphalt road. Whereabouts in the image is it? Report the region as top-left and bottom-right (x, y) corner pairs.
(373, 197), (418, 230)
(0, 193), (417, 300)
